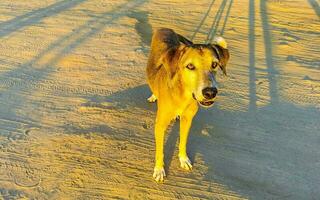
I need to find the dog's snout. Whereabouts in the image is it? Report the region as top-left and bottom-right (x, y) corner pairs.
(202, 87), (217, 99)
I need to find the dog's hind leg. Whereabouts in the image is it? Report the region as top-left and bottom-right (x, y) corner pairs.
(147, 94), (157, 103)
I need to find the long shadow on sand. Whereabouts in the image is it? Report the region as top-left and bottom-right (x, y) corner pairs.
(191, 0), (216, 41)
(308, 0), (320, 18)
(0, 0), (86, 37)
(219, 0), (233, 36)
(206, 0), (234, 42)
(248, 0), (257, 111)
(190, 0), (234, 42)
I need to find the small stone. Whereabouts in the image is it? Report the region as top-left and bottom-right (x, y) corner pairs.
(201, 129), (209, 136)
(142, 122), (150, 129)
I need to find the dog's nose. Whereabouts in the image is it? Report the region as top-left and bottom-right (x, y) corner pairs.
(202, 87), (217, 99)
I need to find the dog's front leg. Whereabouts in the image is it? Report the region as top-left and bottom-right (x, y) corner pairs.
(153, 110), (171, 183)
(179, 103), (198, 170)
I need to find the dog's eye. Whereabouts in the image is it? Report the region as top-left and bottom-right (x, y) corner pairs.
(186, 63), (195, 70)
(212, 62), (218, 69)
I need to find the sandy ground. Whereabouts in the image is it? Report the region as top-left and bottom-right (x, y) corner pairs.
(0, 0), (319, 199)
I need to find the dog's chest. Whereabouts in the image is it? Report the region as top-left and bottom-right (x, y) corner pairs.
(173, 106), (188, 118)
(175, 109), (183, 118)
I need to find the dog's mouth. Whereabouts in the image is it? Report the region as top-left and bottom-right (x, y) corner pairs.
(192, 93), (215, 108)
(199, 100), (214, 107)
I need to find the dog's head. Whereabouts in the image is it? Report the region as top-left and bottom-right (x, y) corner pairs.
(162, 37), (230, 107)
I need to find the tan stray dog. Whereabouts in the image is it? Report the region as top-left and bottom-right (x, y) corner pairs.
(146, 28), (230, 183)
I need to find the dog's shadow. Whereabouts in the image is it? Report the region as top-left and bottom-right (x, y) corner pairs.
(80, 84), (180, 173)
(81, 84), (155, 112)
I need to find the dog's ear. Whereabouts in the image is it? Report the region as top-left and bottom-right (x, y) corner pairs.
(177, 34), (193, 46)
(160, 45), (187, 78)
(210, 37), (230, 75)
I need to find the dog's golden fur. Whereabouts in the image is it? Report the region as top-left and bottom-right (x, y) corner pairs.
(146, 28), (229, 182)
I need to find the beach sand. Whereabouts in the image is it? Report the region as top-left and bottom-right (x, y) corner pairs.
(0, 0), (319, 199)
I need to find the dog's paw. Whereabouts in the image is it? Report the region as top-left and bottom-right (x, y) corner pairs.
(153, 167), (166, 183)
(147, 94), (157, 103)
(179, 156), (193, 171)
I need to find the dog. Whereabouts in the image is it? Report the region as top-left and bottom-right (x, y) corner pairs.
(146, 28), (229, 182)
